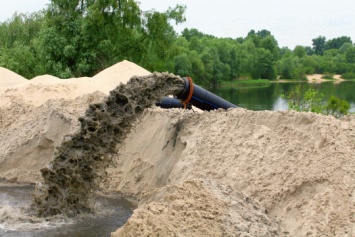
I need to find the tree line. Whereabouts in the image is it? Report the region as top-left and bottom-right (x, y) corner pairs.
(0, 0), (354, 86)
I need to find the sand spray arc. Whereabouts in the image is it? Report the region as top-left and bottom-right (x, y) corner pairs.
(32, 73), (185, 216)
(32, 72), (238, 216)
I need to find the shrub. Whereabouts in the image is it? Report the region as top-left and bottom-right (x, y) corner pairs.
(324, 96), (351, 118)
(282, 86), (323, 113)
(341, 72), (355, 79)
(283, 86), (350, 118)
(321, 73), (334, 79)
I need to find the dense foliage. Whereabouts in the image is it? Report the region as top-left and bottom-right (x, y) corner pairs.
(1, 0), (355, 86)
(0, 0), (186, 78)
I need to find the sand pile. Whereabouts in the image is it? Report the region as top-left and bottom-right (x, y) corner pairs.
(0, 61), (149, 182)
(0, 61), (354, 236)
(106, 108), (355, 237)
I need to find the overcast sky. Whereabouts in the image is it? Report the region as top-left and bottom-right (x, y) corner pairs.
(1, 0), (354, 49)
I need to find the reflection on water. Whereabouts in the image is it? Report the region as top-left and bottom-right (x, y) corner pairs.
(211, 81), (355, 112)
(0, 182), (135, 237)
(272, 97), (288, 111)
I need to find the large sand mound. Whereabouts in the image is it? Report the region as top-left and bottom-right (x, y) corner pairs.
(0, 61), (354, 236)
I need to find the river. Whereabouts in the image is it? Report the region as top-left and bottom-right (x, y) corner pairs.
(0, 182), (135, 237)
(211, 80), (355, 113)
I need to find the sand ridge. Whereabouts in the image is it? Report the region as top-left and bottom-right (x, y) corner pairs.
(0, 60), (150, 108)
(106, 108), (355, 236)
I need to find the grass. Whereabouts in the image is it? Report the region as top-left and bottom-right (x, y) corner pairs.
(220, 79), (271, 88)
(321, 73), (335, 80)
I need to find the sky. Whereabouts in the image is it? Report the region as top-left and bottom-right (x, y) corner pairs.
(0, 0), (354, 49)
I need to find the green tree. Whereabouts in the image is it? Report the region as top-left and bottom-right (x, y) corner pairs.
(32, 0), (186, 77)
(188, 50), (205, 84)
(2, 5), (354, 85)
(0, 42), (37, 78)
(304, 46), (315, 55)
(0, 12), (45, 78)
(294, 45), (306, 58)
(301, 55), (317, 74)
(252, 48), (276, 79)
(345, 47), (355, 63)
(325, 36), (352, 50)
(256, 29), (271, 38)
(174, 53), (192, 76)
(260, 35), (279, 59)
(200, 48), (214, 83)
(279, 53), (295, 79)
(246, 30), (261, 47)
(238, 39), (256, 78)
(188, 36), (204, 53)
(0, 12), (45, 47)
(181, 28), (206, 41)
(312, 36), (326, 55)
(339, 42), (353, 54)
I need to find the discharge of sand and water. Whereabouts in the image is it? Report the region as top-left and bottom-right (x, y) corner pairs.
(32, 72), (185, 216)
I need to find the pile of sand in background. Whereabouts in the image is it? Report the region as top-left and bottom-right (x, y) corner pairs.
(0, 61), (354, 236)
(0, 67), (28, 88)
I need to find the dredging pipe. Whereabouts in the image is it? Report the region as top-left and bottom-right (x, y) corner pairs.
(156, 97), (192, 109)
(175, 77), (237, 111)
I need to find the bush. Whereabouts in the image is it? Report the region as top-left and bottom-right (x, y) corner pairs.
(283, 86), (350, 118)
(321, 73), (334, 79)
(341, 72), (355, 79)
(324, 96), (350, 118)
(282, 86), (323, 113)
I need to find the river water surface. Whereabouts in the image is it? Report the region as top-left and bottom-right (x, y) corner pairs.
(211, 80), (355, 112)
(0, 182), (135, 237)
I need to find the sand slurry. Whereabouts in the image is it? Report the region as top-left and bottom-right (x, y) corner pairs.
(32, 73), (184, 216)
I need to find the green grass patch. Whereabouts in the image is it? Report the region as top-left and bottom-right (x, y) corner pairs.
(321, 73), (335, 80)
(220, 79), (271, 88)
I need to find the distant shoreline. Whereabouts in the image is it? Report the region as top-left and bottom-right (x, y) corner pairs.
(275, 74), (345, 84)
(306, 74), (344, 83)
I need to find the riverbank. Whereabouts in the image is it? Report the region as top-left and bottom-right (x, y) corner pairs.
(220, 79), (270, 88)
(274, 74), (345, 84)
(220, 74), (348, 86)
(1, 61), (354, 236)
(306, 74), (344, 84)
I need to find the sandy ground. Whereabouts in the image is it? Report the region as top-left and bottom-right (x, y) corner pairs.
(0, 61), (354, 236)
(306, 74), (344, 84)
(276, 74), (344, 83)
